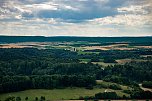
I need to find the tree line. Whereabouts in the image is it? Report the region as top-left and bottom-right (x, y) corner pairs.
(0, 75), (95, 93)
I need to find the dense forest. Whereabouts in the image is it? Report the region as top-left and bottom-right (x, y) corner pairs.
(0, 48), (152, 99)
(0, 48), (99, 93)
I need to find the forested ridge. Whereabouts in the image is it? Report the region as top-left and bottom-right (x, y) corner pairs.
(0, 36), (152, 43)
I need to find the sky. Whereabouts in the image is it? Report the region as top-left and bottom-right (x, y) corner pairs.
(0, 0), (152, 37)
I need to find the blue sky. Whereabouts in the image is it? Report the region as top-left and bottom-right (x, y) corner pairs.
(0, 0), (152, 36)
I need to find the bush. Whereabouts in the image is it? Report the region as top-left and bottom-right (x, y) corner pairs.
(16, 97), (21, 101)
(95, 92), (120, 99)
(123, 90), (132, 94)
(5, 96), (15, 101)
(109, 84), (122, 90)
(142, 81), (152, 88)
(103, 58), (117, 63)
(40, 96), (45, 101)
(103, 75), (130, 85)
(91, 58), (100, 62)
(83, 96), (94, 100)
(25, 97), (28, 101)
(35, 97), (38, 101)
(96, 83), (108, 89)
(79, 96), (84, 100)
(130, 91), (152, 99)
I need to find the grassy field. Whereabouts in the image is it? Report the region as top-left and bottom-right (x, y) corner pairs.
(79, 59), (91, 62)
(79, 59), (116, 66)
(77, 50), (100, 55)
(92, 62), (116, 66)
(0, 87), (129, 101)
(116, 59), (152, 64)
(96, 80), (130, 91)
(79, 59), (115, 67)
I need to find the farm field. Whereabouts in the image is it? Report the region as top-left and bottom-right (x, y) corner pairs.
(0, 87), (129, 101)
(0, 41), (152, 51)
(92, 62), (116, 66)
(116, 59), (152, 64)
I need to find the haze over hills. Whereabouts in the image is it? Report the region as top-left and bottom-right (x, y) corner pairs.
(0, 36), (152, 43)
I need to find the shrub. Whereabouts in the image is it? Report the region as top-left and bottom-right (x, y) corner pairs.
(16, 97), (21, 101)
(142, 81), (152, 88)
(103, 58), (117, 63)
(109, 84), (122, 90)
(95, 92), (120, 99)
(130, 91), (152, 99)
(123, 90), (132, 94)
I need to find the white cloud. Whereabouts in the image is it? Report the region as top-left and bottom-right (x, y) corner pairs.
(0, 0), (79, 20)
(89, 14), (152, 26)
(0, 21), (119, 37)
(89, 0), (152, 27)
(62, 5), (79, 11)
(0, 0), (152, 37)
(15, 15), (22, 19)
(94, 0), (109, 4)
(24, 2), (58, 11)
(117, 4), (151, 15)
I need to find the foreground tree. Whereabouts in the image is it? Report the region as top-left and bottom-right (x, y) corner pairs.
(25, 97), (28, 101)
(16, 97), (21, 101)
(35, 97), (38, 101)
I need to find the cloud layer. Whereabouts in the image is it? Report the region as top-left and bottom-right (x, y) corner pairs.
(0, 0), (152, 36)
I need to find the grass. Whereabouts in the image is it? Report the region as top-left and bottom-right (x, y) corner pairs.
(0, 87), (129, 101)
(96, 80), (130, 97)
(79, 60), (116, 67)
(77, 51), (100, 55)
(96, 80), (130, 90)
(0, 88), (106, 100)
(116, 59), (152, 64)
(92, 62), (116, 66)
(79, 59), (91, 63)
(52, 45), (71, 49)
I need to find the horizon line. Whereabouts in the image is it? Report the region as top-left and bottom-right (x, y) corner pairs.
(0, 35), (152, 38)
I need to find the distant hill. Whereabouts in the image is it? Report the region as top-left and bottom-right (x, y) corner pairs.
(0, 36), (152, 43)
